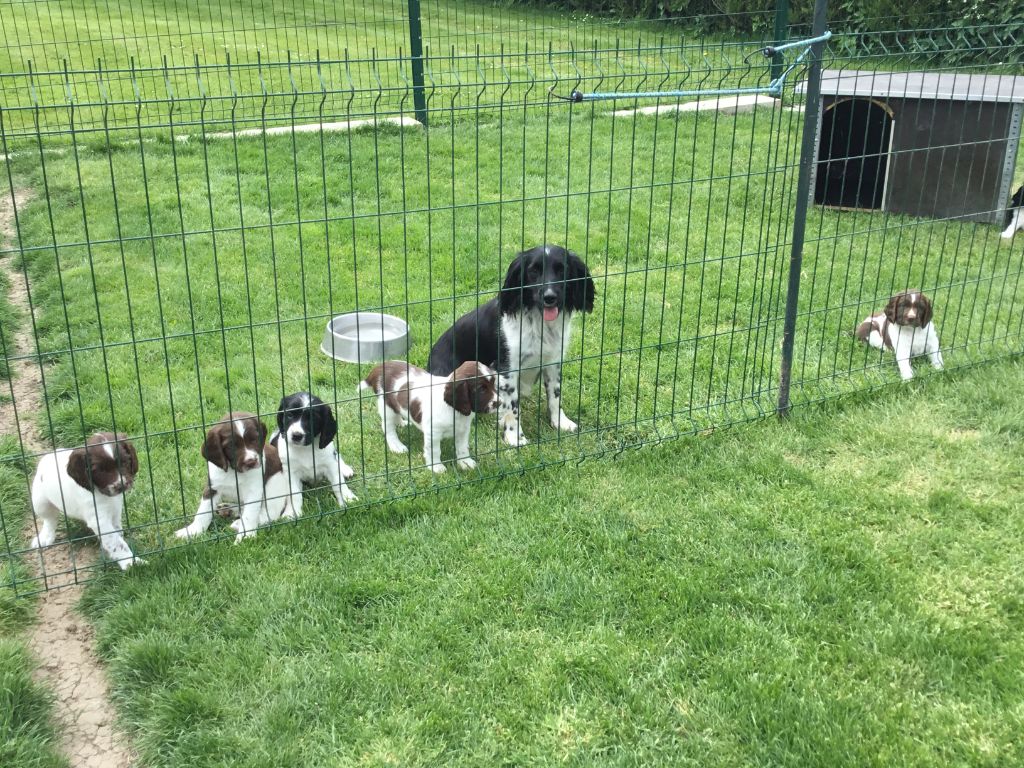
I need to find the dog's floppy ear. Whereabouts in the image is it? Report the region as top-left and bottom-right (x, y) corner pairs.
(918, 294), (933, 326)
(66, 446), (94, 491)
(116, 434), (139, 478)
(499, 254), (526, 315)
(566, 250), (595, 313)
(276, 396), (289, 437)
(883, 294), (902, 323)
(443, 378), (474, 416)
(318, 404), (338, 450)
(201, 427), (229, 470)
(256, 419), (267, 451)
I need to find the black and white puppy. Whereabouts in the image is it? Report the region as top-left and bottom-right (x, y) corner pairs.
(271, 392), (356, 519)
(1002, 185), (1023, 239)
(856, 290), (943, 381)
(427, 245), (595, 446)
(30, 432), (142, 569)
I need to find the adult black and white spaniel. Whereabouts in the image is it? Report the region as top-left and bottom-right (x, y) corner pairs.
(427, 244), (595, 446)
(360, 360), (498, 472)
(271, 392), (357, 518)
(30, 432), (142, 569)
(1002, 185), (1023, 239)
(176, 412), (289, 543)
(856, 290), (944, 381)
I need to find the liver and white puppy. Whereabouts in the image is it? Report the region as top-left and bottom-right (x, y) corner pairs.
(359, 360), (498, 473)
(175, 412), (288, 543)
(271, 392), (357, 519)
(1002, 185), (1023, 239)
(427, 245), (595, 446)
(856, 290), (944, 381)
(30, 432), (142, 570)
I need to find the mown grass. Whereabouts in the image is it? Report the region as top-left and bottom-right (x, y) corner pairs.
(74, 358), (1024, 767)
(0, 270), (17, 379)
(0, 436), (67, 768)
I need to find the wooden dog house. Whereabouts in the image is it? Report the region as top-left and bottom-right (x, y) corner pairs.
(801, 70), (1024, 223)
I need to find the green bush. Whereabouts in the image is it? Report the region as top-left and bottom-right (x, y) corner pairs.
(516, 0), (1024, 38)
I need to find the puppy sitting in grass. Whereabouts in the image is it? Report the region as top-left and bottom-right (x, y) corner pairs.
(856, 290), (944, 381)
(360, 360), (498, 473)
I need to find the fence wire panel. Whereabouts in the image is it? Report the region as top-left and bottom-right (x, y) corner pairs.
(787, 26), (1024, 407)
(0, 1), (1021, 593)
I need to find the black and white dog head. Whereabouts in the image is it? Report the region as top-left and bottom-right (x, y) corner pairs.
(276, 392), (338, 450)
(499, 244), (596, 321)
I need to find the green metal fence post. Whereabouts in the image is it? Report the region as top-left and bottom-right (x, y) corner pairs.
(771, 0), (790, 84)
(407, 0), (428, 126)
(777, 0), (828, 417)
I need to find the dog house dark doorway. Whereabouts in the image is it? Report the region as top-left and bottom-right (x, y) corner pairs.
(814, 97), (894, 210)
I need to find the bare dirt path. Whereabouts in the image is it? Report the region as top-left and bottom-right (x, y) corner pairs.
(2, 187), (136, 768)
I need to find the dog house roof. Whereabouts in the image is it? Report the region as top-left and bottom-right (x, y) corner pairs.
(804, 70), (1024, 103)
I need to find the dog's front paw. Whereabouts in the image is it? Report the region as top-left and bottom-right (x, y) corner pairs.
(502, 425), (529, 447)
(552, 413), (578, 433)
(174, 526), (202, 540)
(119, 555), (146, 570)
(233, 526), (258, 544)
(29, 532), (55, 549)
(281, 503), (301, 520)
(456, 457), (477, 471)
(339, 461), (356, 479)
(386, 440), (409, 455)
(430, 462), (447, 474)
(338, 485), (358, 505)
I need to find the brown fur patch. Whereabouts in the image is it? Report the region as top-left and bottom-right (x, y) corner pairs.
(366, 361), (425, 422)
(447, 361), (497, 416)
(202, 412), (266, 473)
(66, 433), (138, 496)
(262, 442), (283, 483)
(884, 291), (933, 328)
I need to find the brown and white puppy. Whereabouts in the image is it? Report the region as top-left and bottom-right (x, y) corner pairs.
(30, 432), (142, 570)
(856, 290), (944, 381)
(175, 412), (288, 543)
(359, 361), (499, 473)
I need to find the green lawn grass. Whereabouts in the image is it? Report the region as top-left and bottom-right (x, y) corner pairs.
(74, 358), (1024, 767)
(0, 436), (68, 768)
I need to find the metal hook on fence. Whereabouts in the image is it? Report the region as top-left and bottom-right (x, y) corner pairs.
(546, 41), (560, 101)
(315, 51), (328, 116)
(656, 37), (671, 93)
(568, 42), (583, 99)
(475, 44), (487, 103)
(397, 46), (411, 114)
(499, 44), (512, 104)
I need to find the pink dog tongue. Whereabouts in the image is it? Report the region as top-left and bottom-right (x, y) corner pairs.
(543, 306), (559, 322)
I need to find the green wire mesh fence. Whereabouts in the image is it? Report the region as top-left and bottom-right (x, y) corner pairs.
(0, 0), (1021, 593)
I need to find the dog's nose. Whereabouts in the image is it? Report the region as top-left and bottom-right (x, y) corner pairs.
(242, 458), (259, 470)
(290, 433), (305, 444)
(542, 290), (558, 307)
